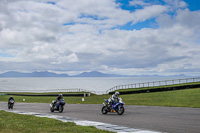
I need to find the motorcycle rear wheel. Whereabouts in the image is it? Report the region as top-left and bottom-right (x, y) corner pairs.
(101, 106), (108, 114)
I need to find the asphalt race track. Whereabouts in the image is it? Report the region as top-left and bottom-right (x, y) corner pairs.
(0, 102), (200, 133)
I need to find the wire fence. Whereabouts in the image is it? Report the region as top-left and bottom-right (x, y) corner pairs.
(1, 77), (200, 95)
(0, 88), (96, 94)
(106, 77), (200, 93)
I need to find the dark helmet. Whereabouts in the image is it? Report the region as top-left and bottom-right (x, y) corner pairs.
(58, 94), (63, 98)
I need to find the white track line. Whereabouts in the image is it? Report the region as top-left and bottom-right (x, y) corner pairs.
(4, 110), (163, 133)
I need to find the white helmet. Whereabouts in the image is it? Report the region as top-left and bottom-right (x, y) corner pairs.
(115, 91), (119, 96)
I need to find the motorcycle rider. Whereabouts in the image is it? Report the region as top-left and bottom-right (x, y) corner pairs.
(108, 91), (120, 109)
(56, 94), (63, 101)
(8, 96), (15, 104)
(54, 94), (63, 107)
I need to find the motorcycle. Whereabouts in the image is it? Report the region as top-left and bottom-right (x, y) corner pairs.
(8, 99), (14, 109)
(50, 99), (65, 113)
(101, 97), (125, 115)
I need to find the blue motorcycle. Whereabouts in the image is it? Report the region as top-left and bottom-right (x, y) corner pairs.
(50, 99), (65, 113)
(101, 98), (125, 115)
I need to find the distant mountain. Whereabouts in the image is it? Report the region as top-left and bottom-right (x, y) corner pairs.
(0, 71), (187, 77)
(29, 71), (69, 77)
(0, 71), (69, 77)
(0, 71), (29, 77)
(73, 71), (126, 77)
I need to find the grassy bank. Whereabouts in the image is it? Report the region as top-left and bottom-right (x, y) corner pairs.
(114, 82), (200, 92)
(0, 92), (109, 104)
(121, 88), (200, 107)
(1, 88), (200, 107)
(0, 110), (112, 133)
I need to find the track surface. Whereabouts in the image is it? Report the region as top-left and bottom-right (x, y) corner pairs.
(1, 102), (200, 133)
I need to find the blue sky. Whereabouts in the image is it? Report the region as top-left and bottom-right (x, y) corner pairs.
(0, 0), (200, 76)
(184, 0), (200, 11)
(117, 0), (200, 30)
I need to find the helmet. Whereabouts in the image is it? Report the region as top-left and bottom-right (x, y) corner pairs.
(58, 94), (63, 98)
(10, 96), (13, 98)
(115, 91), (119, 97)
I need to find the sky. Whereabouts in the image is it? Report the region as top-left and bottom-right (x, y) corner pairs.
(0, 0), (200, 76)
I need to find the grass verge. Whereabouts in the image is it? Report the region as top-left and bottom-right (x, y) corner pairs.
(1, 88), (200, 108)
(0, 110), (112, 133)
(114, 82), (200, 92)
(0, 93), (109, 104)
(120, 88), (200, 108)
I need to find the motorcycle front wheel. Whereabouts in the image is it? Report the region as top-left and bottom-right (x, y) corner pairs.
(50, 104), (54, 112)
(11, 104), (13, 109)
(101, 106), (108, 114)
(59, 105), (64, 113)
(117, 106), (125, 115)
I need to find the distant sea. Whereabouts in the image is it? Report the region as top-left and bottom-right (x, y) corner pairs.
(0, 76), (193, 94)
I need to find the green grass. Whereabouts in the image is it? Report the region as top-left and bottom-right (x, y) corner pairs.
(1, 88), (200, 107)
(120, 88), (200, 108)
(5, 92), (91, 95)
(114, 82), (200, 92)
(0, 93), (110, 104)
(0, 110), (112, 133)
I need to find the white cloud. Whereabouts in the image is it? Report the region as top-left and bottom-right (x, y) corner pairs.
(131, 5), (168, 24)
(0, 0), (200, 76)
(51, 53), (79, 64)
(164, 0), (187, 9)
(129, 0), (151, 7)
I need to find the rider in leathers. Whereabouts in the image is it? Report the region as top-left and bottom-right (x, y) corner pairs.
(108, 91), (120, 109)
(8, 96), (15, 103)
(54, 94), (63, 108)
(8, 96), (15, 105)
(56, 94), (63, 102)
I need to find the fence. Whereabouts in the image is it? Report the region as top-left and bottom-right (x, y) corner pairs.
(1, 88), (96, 94)
(106, 77), (200, 93)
